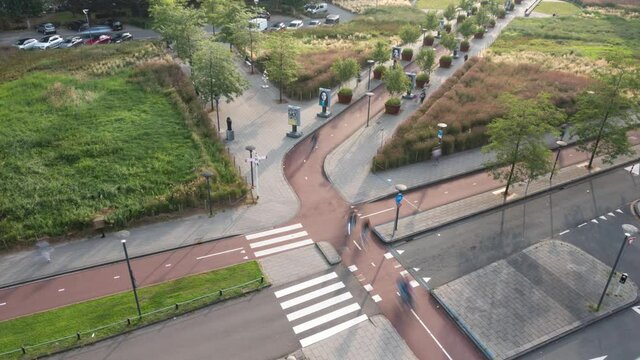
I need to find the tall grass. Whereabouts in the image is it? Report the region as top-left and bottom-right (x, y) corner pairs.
(0, 43), (245, 249)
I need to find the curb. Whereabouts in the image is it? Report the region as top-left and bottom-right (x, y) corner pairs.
(0, 232), (240, 290)
(379, 156), (640, 244)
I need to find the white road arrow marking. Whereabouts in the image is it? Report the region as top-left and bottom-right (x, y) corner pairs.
(624, 164), (639, 175)
(632, 305), (640, 315)
(413, 267), (420, 271)
(397, 250), (405, 255)
(599, 216), (607, 220)
(616, 209), (624, 213)
(591, 219), (599, 224)
(588, 356), (607, 360)
(608, 212), (615, 217)
(423, 277), (431, 283)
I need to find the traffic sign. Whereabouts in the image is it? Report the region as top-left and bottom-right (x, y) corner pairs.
(395, 193), (403, 206)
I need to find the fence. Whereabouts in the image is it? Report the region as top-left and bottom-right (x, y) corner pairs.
(0, 277), (267, 360)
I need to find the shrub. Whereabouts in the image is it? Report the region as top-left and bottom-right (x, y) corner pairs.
(460, 40), (470, 51)
(399, 24), (421, 44)
(386, 97), (401, 106)
(402, 48), (413, 57)
(444, 23), (452, 32)
(441, 135), (455, 154)
(416, 72), (429, 82)
(384, 65), (412, 96)
(497, 8), (506, 18)
(331, 57), (360, 87)
(375, 64), (387, 75)
(371, 40), (390, 64)
(339, 87), (353, 96)
(489, 19), (496, 27)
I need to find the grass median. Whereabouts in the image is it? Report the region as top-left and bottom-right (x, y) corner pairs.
(0, 261), (268, 359)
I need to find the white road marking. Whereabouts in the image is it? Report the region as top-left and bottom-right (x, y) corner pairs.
(360, 207), (395, 219)
(492, 187), (506, 195)
(578, 222), (588, 228)
(472, 182), (477, 186)
(400, 270), (408, 276)
(280, 282), (345, 310)
(624, 164), (639, 175)
(243, 256), (248, 259)
(113, 276), (120, 279)
(394, 264), (402, 268)
(371, 262), (376, 267)
(372, 294), (382, 302)
(559, 230), (570, 235)
(397, 250), (405, 255)
(632, 305), (640, 315)
(305, 177), (308, 180)
(423, 277), (431, 283)
(245, 223), (303, 240)
(196, 247), (244, 260)
(0, 302), (6, 306)
(437, 233), (441, 237)
(413, 267), (420, 271)
(165, 264), (171, 267)
(348, 265), (358, 272)
(352, 240), (362, 250)
(286, 292), (353, 321)
(299, 314), (368, 347)
(608, 212), (615, 217)
(410, 280), (419, 288)
(384, 252), (394, 259)
(410, 309), (453, 360)
(293, 303), (361, 334)
(364, 284), (373, 292)
(275, 272), (338, 298)
(599, 216), (607, 220)
(616, 209), (623, 213)
(444, 191), (448, 194)
(58, 288), (65, 292)
(588, 356), (607, 360)
(591, 219), (599, 224)
(250, 231), (308, 249)
(254, 239), (314, 257)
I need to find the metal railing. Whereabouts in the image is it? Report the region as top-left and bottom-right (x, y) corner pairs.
(0, 276), (267, 360)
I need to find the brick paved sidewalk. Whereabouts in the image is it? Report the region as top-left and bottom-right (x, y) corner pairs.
(374, 144), (640, 243)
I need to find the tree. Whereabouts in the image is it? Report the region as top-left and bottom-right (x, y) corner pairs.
(415, 48), (436, 76)
(1, 0), (45, 28)
(331, 58), (360, 90)
(192, 39), (249, 114)
(457, 17), (477, 40)
(475, 7), (490, 28)
(264, 33), (300, 103)
(371, 40), (390, 64)
(443, 4), (457, 22)
(458, 0), (474, 13)
(439, 32), (458, 55)
(217, 2), (254, 52)
(571, 70), (637, 168)
(150, 0), (206, 62)
(384, 65), (411, 99)
(399, 25), (421, 45)
(486, 0), (501, 17)
(482, 93), (565, 200)
(423, 11), (440, 34)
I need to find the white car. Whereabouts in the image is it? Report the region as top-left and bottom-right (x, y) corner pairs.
(34, 35), (64, 50)
(14, 38), (38, 50)
(287, 20), (304, 29)
(306, 2), (328, 14)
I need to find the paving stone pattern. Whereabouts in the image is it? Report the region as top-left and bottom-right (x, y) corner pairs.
(259, 245), (331, 287)
(433, 240), (638, 360)
(375, 144), (640, 242)
(302, 315), (418, 360)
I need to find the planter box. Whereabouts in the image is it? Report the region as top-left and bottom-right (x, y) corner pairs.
(474, 32), (484, 39)
(423, 37), (434, 46)
(401, 52), (413, 61)
(515, 0), (522, 3)
(385, 103), (401, 115)
(337, 92), (352, 104)
(416, 79), (429, 88)
(373, 69), (383, 80)
(460, 42), (470, 52)
(439, 57), (452, 68)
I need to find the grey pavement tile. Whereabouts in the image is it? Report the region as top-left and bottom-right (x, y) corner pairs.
(259, 245), (330, 286)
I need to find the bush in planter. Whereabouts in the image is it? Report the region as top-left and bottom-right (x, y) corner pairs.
(488, 19), (496, 28)
(497, 8), (506, 18)
(371, 40), (390, 64)
(383, 66), (411, 114)
(460, 40), (470, 52)
(331, 58), (360, 103)
(474, 31), (484, 39)
(415, 47), (435, 81)
(443, 4), (457, 23)
(399, 25), (421, 45)
(444, 23), (452, 33)
(401, 48), (413, 61)
(457, 14), (466, 23)
(439, 55), (453, 68)
(373, 64), (386, 80)
(338, 87), (353, 103)
(423, 35), (435, 46)
(471, 6), (478, 14)
(416, 72), (429, 88)
(385, 97), (401, 106)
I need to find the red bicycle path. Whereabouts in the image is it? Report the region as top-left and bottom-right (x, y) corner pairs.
(1, 50), (632, 360)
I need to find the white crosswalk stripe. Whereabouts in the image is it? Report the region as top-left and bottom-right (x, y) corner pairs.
(245, 223), (314, 258)
(274, 273), (369, 347)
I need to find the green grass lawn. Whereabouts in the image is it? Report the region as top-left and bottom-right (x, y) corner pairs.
(492, 15), (640, 64)
(0, 261), (266, 358)
(416, 0), (458, 9)
(0, 43), (245, 249)
(534, 1), (582, 15)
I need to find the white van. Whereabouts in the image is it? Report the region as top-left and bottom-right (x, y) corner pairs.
(306, 3), (328, 14)
(249, 18), (268, 31)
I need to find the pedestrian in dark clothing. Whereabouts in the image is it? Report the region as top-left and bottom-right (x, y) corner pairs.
(419, 89), (426, 104)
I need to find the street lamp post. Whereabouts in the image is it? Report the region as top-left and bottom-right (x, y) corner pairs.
(596, 224), (637, 312)
(365, 92), (375, 127)
(214, 95), (221, 133)
(549, 140), (567, 181)
(245, 145), (255, 188)
(119, 235), (142, 318)
(202, 171), (213, 216)
(393, 184), (407, 233)
(366, 59), (375, 90)
(82, 9), (90, 28)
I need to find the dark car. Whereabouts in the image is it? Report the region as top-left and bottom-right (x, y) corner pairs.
(36, 23), (56, 34)
(67, 20), (88, 31)
(103, 19), (123, 31)
(111, 32), (133, 43)
(269, 22), (286, 31)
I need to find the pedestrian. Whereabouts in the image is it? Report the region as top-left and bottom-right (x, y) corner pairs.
(397, 276), (413, 308)
(432, 147), (442, 165)
(419, 89), (426, 104)
(360, 218), (371, 247)
(311, 132), (319, 151)
(464, 54), (468, 62)
(347, 209), (358, 236)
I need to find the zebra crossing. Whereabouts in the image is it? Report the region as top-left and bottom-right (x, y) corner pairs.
(245, 223), (314, 258)
(274, 272), (368, 347)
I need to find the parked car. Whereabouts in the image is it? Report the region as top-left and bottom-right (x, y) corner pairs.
(256, 11), (270, 20)
(269, 22), (286, 31)
(14, 38), (38, 50)
(67, 20), (88, 31)
(79, 26), (112, 38)
(325, 14), (340, 24)
(111, 32), (133, 43)
(304, 3), (318, 11)
(58, 36), (83, 48)
(85, 34), (112, 45)
(103, 19), (123, 31)
(306, 3), (328, 14)
(36, 23), (57, 34)
(34, 35), (64, 50)
(287, 20), (304, 29)
(308, 19), (322, 27)
(249, 18), (268, 32)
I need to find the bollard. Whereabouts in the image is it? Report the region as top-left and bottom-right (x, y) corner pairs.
(175, 303), (179, 310)
(77, 332), (81, 340)
(219, 289), (223, 296)
(127, 318), (131, 326)
(260, 276), (264, 284)
(21, 346), (26, 354)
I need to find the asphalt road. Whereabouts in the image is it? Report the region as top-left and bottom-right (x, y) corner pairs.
(394, 166), (640, 288)
(52, 265), (378, 360)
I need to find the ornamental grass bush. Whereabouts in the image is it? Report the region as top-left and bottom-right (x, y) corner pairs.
(372, 57), (592, 171)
